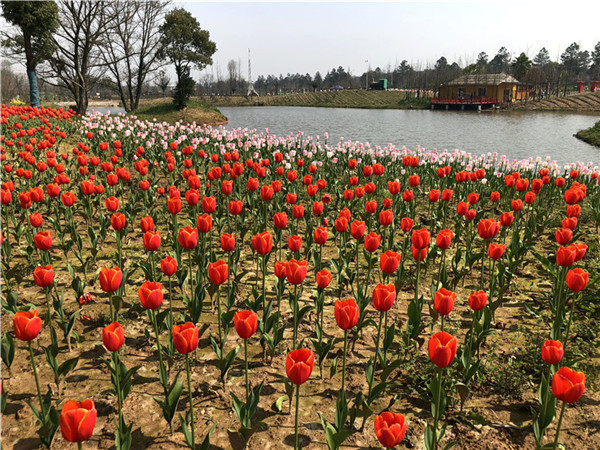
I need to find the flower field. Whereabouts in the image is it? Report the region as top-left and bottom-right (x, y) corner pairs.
(1, 105), (599, 449)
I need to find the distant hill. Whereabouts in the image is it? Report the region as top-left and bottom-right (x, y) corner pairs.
(199, 90), (431, 110)
(511, 92), (600, 111)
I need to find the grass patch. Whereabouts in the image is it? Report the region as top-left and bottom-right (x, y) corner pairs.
(576, 120), (600, 147)
(131, 97), (228, 125)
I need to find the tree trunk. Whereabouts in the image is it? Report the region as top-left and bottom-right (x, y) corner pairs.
(27, 70), (41, 108)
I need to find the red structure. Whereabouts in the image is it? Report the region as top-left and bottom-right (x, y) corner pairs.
(591, 81), (599, 93)
(576, 81), (585, 93)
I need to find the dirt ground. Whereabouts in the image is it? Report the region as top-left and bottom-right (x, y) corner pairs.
(2, 205), (599, 450)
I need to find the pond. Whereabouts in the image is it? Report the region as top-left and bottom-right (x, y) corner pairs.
(219, 106), (600, 167)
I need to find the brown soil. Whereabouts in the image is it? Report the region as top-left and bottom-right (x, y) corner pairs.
(2, 209), (599, 450)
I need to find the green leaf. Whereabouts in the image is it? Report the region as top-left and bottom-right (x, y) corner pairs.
(57, 356), (79, 378)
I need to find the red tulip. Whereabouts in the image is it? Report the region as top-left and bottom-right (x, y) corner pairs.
(334, 298), (359, 330)
(167, 197), (182, 215)
(288, 235), (302, 252)
(488, 243), (505, 260)
(372, 283), (396, 311)
(220, 233), (235, 252)
(202, 196), (216, 214)
(411, 228), (430, 250)
(436, 229), (453, 250)
(29, 213), (43, 228)
(160, 256), (177, 277)
(274, 260), (287, 279)
(274, 212), (288, 229)
(286, 259), (307, 285)
(228, 200), (242, 215)
(286, 348), (315, 385)
(234, 310), (258, 339)
(574, 243), (587, 262)
(143, 230), (161, 252)
(374, 411), (407, 448)
(140, 216), (155, 233)
(350, 220), (366, 239)
(434, 288), (455, 316)
(178, 226), (198, 250)
(60, 399), (97, 442)
(208, 260), (229, 285)
(411, 246), (427, 261)
(33, 265), (54, 287)
(138, 281), (163, 310)
(105, 196), (119, 212)
(13, 310), (42, 341)
(313, 227), (328, 245)
(173, 322), (199, 354)
(380, 250), (400, 275)
(541, 340), (564, 365)
(196, 214), (213, 234)
(334, 216), (349, 233)
(316, 269), (332, 288)
(102, 322), (124, 352)
(364, 232), (381, 253)
(428, 331), (457, 368)
(252, 231), (273, 255)
(468, 290), (488, 311)
(110, 213), (126, 231)
(566, 268), (588, 292)
(552, 367), (585, 403)
(499, 211), (514, 227)
(556, 245), (576, 267)
(477, 219), (499, 240)
(99, 267), (122, 293)
(33, 231), (52, 251)
(555, 228), (573, 245)
(400, 217), (414, 232)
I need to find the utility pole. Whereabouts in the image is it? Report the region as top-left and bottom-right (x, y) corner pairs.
(365, 59), (369, 90)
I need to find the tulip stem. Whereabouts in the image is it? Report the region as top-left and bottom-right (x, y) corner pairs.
(45, 287), (53, 326)
(294, 383), (301, 450)
(28, 341), (44, 417)
(383, 311), (388, 366)
(109, 293), (114, 324)
(185, 354), (196, 449)
(563, 293), (579, 356)
(368, 311), (384, 400)
(552, 401), (566, 450)
(480, 241), (486, 290)
(244, 338), (249, 403)
(188, 252), (194, 307)
(113, 351), (123, 425)
(433, 367), (444, 450)
(168, 276), (173, 349)
(217, 286), (223, 351)
(78, 443), (82, 450)
(293, 284), (298, 349)
(261, 255), (266, 314)
(341, 330), (348, 395)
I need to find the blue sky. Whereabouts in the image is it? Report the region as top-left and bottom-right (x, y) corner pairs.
(182, 1), (599, 80)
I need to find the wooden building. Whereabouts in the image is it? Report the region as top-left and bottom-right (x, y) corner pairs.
(431, 73), (522, 110)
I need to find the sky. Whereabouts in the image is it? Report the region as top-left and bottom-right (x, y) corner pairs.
(182, 0), (599, 80)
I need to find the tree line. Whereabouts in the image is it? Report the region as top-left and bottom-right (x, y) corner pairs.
(1, 1), (216, 114)
(2, 1), (600, 111)
(202, 44), (600, 98)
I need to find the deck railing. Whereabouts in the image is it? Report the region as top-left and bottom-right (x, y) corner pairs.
(430, 97), (497, 104)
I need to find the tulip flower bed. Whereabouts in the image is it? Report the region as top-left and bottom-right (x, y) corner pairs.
(1, 105), (599, 449)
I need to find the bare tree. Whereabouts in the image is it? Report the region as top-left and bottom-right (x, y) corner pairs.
(102, 0), (170, 111)
(156, 70), (170, 97)
(40, 1), (117, 114)
(1, 60), (28, 102)
(227, 59), (238, 94)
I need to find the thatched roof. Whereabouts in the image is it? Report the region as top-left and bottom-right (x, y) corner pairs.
(443, 73), (520, 86)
